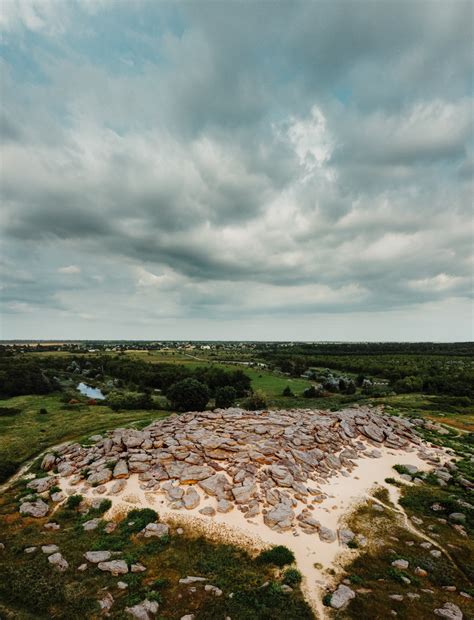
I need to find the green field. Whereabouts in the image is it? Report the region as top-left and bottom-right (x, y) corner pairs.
(0, 394), (168, 482)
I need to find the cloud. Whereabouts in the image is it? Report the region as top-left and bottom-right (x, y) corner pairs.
(58, 265), (81, 274)
(0, 0), (472, 339)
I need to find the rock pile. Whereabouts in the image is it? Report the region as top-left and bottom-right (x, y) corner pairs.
(43, 406), (432, 535)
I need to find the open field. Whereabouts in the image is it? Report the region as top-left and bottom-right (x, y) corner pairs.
(0, 394), (168, 482)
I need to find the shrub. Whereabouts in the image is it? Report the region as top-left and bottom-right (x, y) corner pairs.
(123, 508), (158, 534)
(257, 545), (295, 567)
(282, 386), (294, 397)
(282, 568), (302, 586)
(65, 494), (83, 510)
(167, 378), (210, 412)
(0, 407), (21, 417)
(215, 385), (237, 408)
(303, 385), (322, 398)
(106, 391), (154, 411)
(39, 408), (48, 415)
(242, 390), (268, 410)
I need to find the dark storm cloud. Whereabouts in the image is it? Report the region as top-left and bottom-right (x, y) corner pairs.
(0, 0), (472, 338)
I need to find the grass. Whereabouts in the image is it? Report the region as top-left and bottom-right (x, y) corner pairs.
(0, 393), (168, 483)
(0, 487), (314, 620)
(331, 412), (474, 620)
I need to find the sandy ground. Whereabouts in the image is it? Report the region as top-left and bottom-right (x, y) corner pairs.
(57, 442), (445, 618)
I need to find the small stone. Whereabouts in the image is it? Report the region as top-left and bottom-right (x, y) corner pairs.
(179, 576), (207, 585)
(24, 546), (37, 554)
(430, 549), (442, 558)
(99, 592), (114, 613)
(414, 567), (428, 577)
(41, 544), (59, 555)
(118, 581), (128, 589)
(391, 559), (409, 569)
(131, 563), (147, 573)
(78, 563), (88, 571)
(389, 594), (404, 601)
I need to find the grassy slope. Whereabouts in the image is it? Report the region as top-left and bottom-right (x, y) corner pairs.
(0, 394), (168, 479)
(0, 487), (313, 619)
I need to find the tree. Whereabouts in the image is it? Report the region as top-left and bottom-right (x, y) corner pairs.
(215, 385), (237, 408)
(242, 390), (268, 410)
(282, 385), (294, 397)
(167, 378), (210, 412)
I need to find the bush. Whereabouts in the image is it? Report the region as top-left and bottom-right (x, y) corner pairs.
(282, 568), (302, 585)
(123, 508), (158, 533)
(106, 391), (154, 411)
(257, 545), (295, 567)
(167, 378), (210, 412)
(282, 386), (294, 397)
(215, 385), (237, 408)
(0, 407), (21, 417)
(242, 390), (268, 410)
(39, 408), (48, 415)
(0, 460), (18, 483)
(65, 494), (83, 510)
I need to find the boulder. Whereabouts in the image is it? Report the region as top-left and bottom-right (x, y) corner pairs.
(83, 518), (102, 531)
(140, 523), (169, 538)
(125, 599), (159, 619)
(319, 527), (337, 543)
(41, 544), (59, 555)
(217, 499), (233, 513)
(183, 487), (200, 510)
(434, 602), (463, 619)
(113, 460), (129, 479)
(88, 469), (112, 485)
(232, 483), (257, 504)
(20, 499), (49, 518)
(180, 466), (215, 483)
(27, 477), (56, 494)
(197, 475), (229, 498)
(392, 559), (409, 569)
(98, 560), (129, 575)
(41, 454), (56, 471)
(264, 503), (294, 530)
(199, 506), (216, 517)
(84, 550), (112, 563)
(330, 584), (356, 609)
(48, 552), (69, 572)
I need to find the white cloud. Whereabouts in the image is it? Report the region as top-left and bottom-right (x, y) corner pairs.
(58, 265), (81, 274)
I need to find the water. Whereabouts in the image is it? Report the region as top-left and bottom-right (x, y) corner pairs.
(77, 382), (106, 400)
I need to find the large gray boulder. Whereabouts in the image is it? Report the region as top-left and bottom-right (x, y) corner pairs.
(84, 550), (112, 563)
(20, 499), (49, 518)
(113, 460), (129, 479)
(98, 560), (128, 575)
(88, 469), (112, 485)
(434, 602), (463, 619)
(140, 523), (169, 538)
(330, 584), (356, 609)
(183, 487), (200, 509)
(27, 477), (56, 494)
(48, 552), (69, 572)
(125, 599), (159, 619)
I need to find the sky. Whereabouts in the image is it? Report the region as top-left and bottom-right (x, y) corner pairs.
(0, 0), (473, 341)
